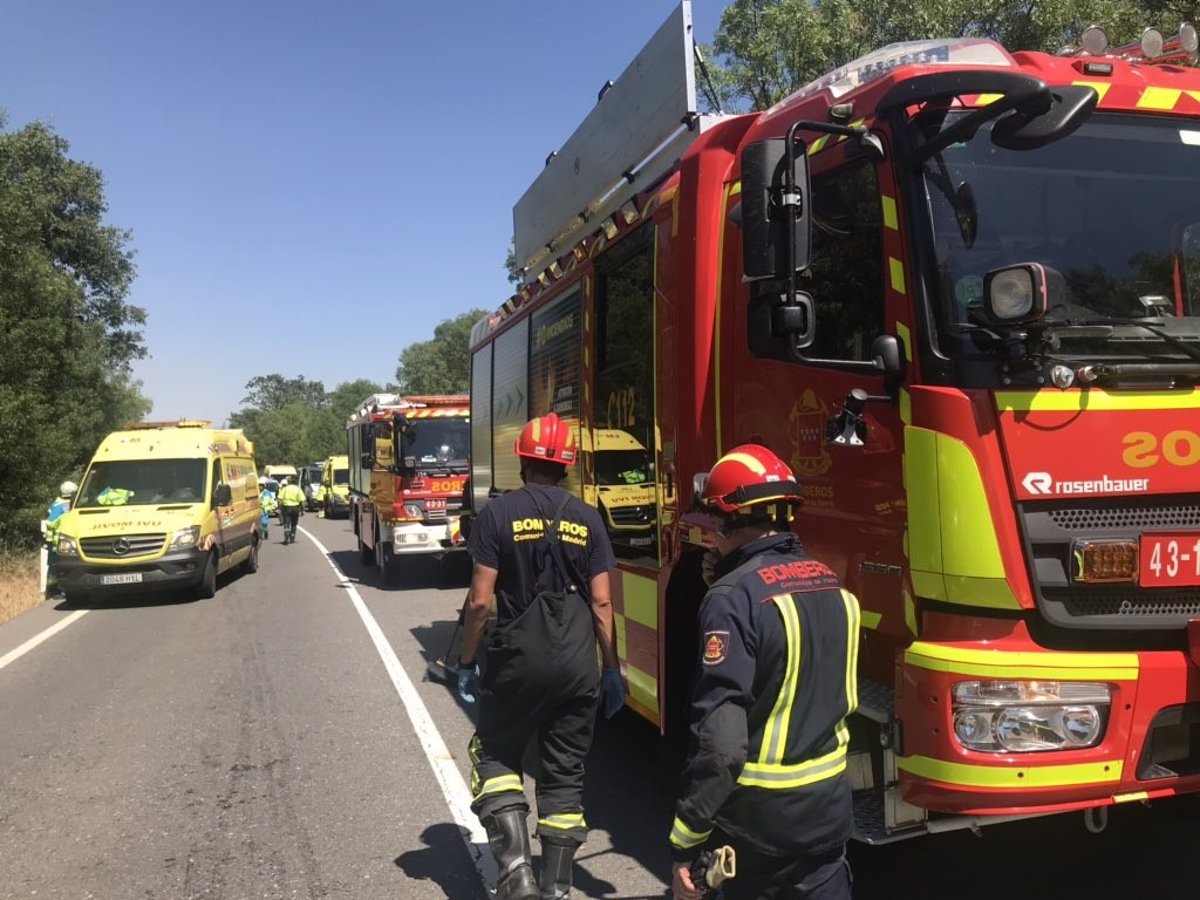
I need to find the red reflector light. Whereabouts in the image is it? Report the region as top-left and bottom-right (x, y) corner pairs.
(1073, 540), (1138, 583)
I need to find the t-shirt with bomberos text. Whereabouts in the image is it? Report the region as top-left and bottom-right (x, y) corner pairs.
(467, 482), (615, 627)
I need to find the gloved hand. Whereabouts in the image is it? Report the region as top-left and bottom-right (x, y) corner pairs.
(457, 662), (480, 704)
(601, 667), (624, 719)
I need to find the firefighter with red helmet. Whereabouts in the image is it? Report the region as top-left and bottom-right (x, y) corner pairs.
(459, 412), (622, 900)
(670, 445), (860, 900)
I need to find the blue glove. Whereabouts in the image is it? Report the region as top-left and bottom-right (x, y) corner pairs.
(457, 662), (480, 704)
(601, 667), (625, 719)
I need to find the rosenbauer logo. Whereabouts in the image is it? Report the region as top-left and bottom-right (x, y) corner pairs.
(1021, 471), (1150, 496)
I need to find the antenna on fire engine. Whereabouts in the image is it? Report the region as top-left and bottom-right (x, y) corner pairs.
(694, 44), (724, 114)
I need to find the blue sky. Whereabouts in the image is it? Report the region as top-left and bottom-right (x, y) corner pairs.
(3, 0), (724, 426)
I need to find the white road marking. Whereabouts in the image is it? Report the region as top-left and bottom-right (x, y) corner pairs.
(300, 526), (497, 892)
(0, 609), (89, 672)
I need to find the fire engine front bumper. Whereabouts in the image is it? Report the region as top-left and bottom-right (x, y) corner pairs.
(383, 520), (465, 555)
(56, 547), (210, 595)
(894, 631), (1200, 816)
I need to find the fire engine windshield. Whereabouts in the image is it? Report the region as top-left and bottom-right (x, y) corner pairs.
(400, 417), (469, 472)
(920, 113), (1200, 363)
(76, 459), (208, 507)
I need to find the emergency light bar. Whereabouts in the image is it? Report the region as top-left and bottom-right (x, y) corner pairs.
(769, 38), (1015, 114)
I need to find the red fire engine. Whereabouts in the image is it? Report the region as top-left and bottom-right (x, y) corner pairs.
(346, 394), (469, 583)
(468, 2), (1200, 840)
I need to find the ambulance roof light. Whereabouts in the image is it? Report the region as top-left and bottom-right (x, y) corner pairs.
(771, 38), (1015, 112)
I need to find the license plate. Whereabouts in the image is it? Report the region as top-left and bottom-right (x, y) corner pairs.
(101, 572), (144, 586)
(1140, 533), (1200, 587)
(426, 498), (446, 512)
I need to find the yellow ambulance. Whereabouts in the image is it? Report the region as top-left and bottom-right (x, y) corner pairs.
(54, 421), (262, 603)
(321, 454), (350, 518)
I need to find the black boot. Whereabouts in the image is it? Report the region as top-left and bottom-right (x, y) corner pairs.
(538, 836), (577, 899)
(485, 808), (539, 900)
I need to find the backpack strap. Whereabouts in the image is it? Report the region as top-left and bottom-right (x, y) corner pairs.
(534, 491), (576, 592)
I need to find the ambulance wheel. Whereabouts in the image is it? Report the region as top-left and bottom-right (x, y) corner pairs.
(196, 552), (217, 599)
(242, 536), (260, 575)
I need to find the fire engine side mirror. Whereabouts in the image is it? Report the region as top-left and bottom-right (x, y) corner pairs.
(740, 138), (811, 280)
(871, 334), (905, 382)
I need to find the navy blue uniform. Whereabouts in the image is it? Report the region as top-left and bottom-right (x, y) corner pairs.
(670, 533), (860, 899)
(467, 483), (615, 844)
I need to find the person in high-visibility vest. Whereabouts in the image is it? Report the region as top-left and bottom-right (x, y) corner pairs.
(669, 445), (859, 900)
(257, 477), (277, 538)
(97, 486), (134, 506)
(277, 477), (305, 545)
(41, 480), (77, 595)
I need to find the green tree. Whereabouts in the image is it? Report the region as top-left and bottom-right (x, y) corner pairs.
(505, 240), (522, 286)
(711, 0), (1193, 111)
(0, 118), (149, 546)
(238, 373), (327, 412)
(395, 309), (489, 394)
(228, 376), (382, 467)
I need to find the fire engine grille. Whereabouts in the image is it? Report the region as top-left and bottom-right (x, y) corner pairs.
(1137, 704), (1200, 780)
(425, 507), (447, 523)
(80, 533), (167, 559)
(1052, 590), (1200, 619)
(610, 505), (655, 526)
(1048, 504), (1200, 531)
(1021, 495), (1200, 630)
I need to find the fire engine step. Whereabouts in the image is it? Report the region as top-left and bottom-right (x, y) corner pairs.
(856, 676), (894, 725)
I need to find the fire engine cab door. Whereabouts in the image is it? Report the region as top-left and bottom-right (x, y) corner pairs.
(731, 156), (906, 657)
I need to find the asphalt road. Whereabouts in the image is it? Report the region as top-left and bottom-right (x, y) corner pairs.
(2, 515), (1199, 899)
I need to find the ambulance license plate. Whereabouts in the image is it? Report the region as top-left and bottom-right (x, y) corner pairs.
(1139, 533), (1200, 588)
(426, 499), (446, 512)
(101, 572), (144, 585)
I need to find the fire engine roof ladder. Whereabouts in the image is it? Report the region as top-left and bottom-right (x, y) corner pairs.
(511, 0), (724, 284)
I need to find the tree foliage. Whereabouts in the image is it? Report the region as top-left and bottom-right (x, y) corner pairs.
(711, 0), (1200, 110)
(394, 309), (489, 395)
(0, 118), (149, 547)
(228, 376), (383, 467)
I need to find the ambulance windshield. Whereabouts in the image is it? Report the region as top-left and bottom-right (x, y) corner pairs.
(77, 459), (208, 507)
(921, 113), (1200, 361)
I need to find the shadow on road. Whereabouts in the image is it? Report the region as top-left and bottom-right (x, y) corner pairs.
(849, 792), (1200, 899)
(394, 822), (488, 900)
(327, 548), (472, 592)
(53, 568), (258, 611)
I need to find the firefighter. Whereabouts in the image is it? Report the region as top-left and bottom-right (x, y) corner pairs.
(257, 476), (277, 538)
(458, 412), (623, 900)
(669, 445), (860, 900)
(277, 476), (305, 545)
(41, 480), (77, 595)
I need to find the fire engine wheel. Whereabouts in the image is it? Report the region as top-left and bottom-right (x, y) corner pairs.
(376, 540), (399, 586)
(195, 552), (218, 600)
(242, 536), (260, 575)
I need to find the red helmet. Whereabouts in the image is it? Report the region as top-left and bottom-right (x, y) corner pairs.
(698, 444), (802, 516)
(515, 413), (577, 465)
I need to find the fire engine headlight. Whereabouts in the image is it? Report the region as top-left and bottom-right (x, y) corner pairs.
(951, 681), (1110, 753)
(57, 535), (79, 556)
(402, 503), (423, 519)
(170, 526), (201, 550)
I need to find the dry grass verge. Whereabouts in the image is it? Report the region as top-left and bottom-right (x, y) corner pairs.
(0, 550), (42, 626)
